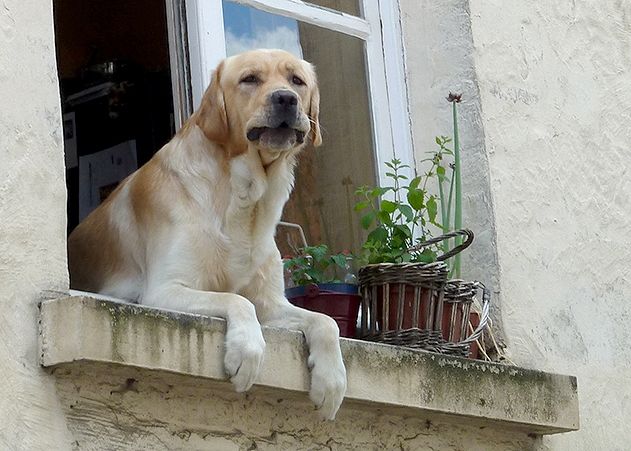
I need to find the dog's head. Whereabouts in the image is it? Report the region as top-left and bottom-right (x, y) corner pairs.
(195, 49), (322, 156)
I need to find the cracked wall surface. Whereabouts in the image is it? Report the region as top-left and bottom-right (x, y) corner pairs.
(401, 0), (631, 448)
(52, 362), (538, 451)
(0, 0), (73, 449)
(467, 1), (629, 449)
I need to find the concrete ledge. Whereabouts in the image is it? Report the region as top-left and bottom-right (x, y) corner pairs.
(39, 296), (579, 435)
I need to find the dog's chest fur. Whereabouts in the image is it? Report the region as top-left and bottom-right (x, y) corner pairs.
(204, 151), (293, 292)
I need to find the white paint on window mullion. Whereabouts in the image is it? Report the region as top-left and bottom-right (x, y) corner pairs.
(231, 0), (371, 40)
(186, 0), (227, 109)
(378, 0), (415, 176)
(362, 0), (396, 188)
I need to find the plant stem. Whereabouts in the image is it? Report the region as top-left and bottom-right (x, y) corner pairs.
(438, 175), (448, 253)
(452, 101), (462, 278)
(442, 164), (456, 257)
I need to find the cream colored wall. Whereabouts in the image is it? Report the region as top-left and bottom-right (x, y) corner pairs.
(52, 362), (538, 451)
(402, 0), (631, 449)
(0, 0), (73, 448)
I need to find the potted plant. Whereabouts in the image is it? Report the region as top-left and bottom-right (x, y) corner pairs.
(283, 244), (361, 338)
(353, 94), (489, 357)
(354, 158), (470, 351)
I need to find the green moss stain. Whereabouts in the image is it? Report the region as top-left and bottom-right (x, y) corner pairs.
(94, 299), (221, 373)
(342, 340), (575, 425)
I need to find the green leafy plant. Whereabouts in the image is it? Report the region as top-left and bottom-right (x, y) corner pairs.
(354, 159), (442, 264)
(353, 93), (468, 272)
(283, 245), (353, 286)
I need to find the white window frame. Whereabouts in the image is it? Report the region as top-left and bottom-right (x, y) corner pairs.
(178, 0), (414, 185)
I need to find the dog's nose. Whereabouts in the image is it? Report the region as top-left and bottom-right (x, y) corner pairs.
(271, 90), (298, 109)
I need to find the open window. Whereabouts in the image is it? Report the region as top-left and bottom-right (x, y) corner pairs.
(53, 0), (413, 255)
(53, 0), (176, 233)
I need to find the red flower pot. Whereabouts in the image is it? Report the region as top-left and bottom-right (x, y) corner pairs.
(286, 283), (361, 338)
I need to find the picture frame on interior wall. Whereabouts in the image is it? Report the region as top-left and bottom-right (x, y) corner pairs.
(176, 0), (415, 185)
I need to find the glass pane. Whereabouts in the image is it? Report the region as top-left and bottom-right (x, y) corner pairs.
(307, 0), (362, 17)
(223, 2), (304, 57)
(223, 2), (376, 256)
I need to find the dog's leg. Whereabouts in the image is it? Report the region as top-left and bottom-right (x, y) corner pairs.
(243, 253), (347, 420)
(143, 286), (265, 393)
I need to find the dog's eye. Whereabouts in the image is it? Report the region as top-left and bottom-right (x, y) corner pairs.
(240, 75), (259, 84)
(292, 76), (305, 86)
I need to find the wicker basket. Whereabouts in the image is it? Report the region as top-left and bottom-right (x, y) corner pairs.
(437, 279), (490, 357)
(359, 261), (448, 351)
(358, 229), (487, 355)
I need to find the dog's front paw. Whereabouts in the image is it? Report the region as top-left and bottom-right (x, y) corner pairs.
(308, 351), (347, 420)
(307, 319), (347, 421)
(224, 321), (266, 392)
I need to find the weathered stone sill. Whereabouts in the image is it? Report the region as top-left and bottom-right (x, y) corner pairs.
(39, 296), (579, 435)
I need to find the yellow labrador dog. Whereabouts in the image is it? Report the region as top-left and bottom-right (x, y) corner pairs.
(68, 49), (346, 420)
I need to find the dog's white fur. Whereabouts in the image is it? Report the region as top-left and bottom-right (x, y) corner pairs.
(68, 49), (346, 420)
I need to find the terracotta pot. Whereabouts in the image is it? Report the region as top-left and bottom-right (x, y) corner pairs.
(286, 283), (361, 338)
(440, 303), (481, 359)
(375, 284), (434, 331)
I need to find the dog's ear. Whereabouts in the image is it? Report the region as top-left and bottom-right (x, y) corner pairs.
(308, 80), (322, 147)
(196, 61), (229, 144)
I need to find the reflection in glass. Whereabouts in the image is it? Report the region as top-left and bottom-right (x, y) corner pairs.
(223, 2), (302, 57)
(223, 1), (376, 255)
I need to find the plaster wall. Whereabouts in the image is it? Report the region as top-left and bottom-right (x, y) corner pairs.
(398, 0), (501, 313)
(0, 0), (73, 449)
(51, 362), (539, 451)
(403, 0), (631, 449)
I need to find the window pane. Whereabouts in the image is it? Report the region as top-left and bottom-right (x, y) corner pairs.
(307, 0), (362, 17)
(223, 2), (376, 255)
(223, 2), (303, 57)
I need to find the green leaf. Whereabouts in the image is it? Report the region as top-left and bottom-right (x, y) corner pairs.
(367, 226), (388, 245)
(407, 189), (424, 210)
(306, 245), (328, 264)
(409, 176), (422, 190)
(427, 196), (438, 223)
(370, 187), (390, 197)
(394, 224), (413, 238)
(361, 212), (376, 229)
(416, 248), (437, 263)
(354, 200), (369, 212)
(437, 166), (446, 177)
(398, 204), (414, 222)
(377, 210), (393, 226)
(381, 200), (397, 213)
(304, 268), (323, 283)
(330, 254), (347, 268)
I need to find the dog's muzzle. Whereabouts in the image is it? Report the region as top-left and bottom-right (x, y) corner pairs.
(247, 90), (306, 146)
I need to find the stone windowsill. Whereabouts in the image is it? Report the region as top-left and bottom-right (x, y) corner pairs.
(39, 296), (579, 435)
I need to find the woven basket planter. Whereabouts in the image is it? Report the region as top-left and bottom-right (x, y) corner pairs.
(438, 279), (490, 357)
(358, 261), (448, 351)
(358, 229), (489, 356)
